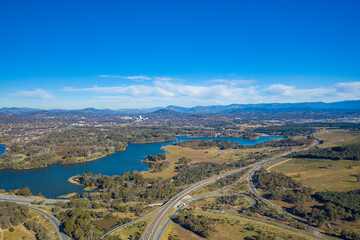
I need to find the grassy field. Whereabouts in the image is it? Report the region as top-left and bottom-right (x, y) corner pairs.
(189, 195), (253, 211)
(266, 129), (360, 192)
(163, 210), (317, 240)
(0, 208), (59, 240)
(315, 129), (360, 148)
(190, 170), (250, 198)
(108, 219), (149, 239)
(2, 225), (35, 240)
(270, 158), (360, 191)
(143, 145), (279, 180)
(269, 157), (360, 193)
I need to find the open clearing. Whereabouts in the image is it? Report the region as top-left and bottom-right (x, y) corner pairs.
(268, 129), (360, 192)
(163, 210), (317, 240)
(109, 219), (149, 239)
(315, 129), (360, 148)
(143, 145), (279, 180)
(2, 225), (35, 240)
(270, 158), (360, 191)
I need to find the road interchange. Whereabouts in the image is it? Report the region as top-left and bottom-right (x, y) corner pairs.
(141, 132), (321, 240)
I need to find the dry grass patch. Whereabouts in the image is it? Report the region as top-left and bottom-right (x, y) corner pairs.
(144, 145), (278, 180)
(2, 225), (35, 240)
(315, 129), (360, 148)
(165, 210), (317, 240)
(109, 219), (149, 239)
(162, 221), (203, 240)
(270, 158), (360, 192)
(94, 219), (122, 231)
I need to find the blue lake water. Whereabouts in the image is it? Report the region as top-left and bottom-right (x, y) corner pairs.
(0, 145), (5, 157)
(0, 136), (281, 198)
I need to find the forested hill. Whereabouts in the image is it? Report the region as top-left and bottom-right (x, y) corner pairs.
(1, 100), (360, 115)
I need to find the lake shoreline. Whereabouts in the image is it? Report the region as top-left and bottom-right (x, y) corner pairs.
(0, 134), (271, 171)
(0, 138), (180, 171)
(0, 135), (281, 198)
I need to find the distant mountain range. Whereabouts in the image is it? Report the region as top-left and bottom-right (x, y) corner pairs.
(1, 100), (360, 115)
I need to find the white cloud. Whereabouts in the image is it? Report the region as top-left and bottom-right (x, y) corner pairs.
(62, 85), (175, 97)
(335, 81), (360, 92)
(16, 89), (54, 99)
(154, 77), (177, 81)
(265, 82), (360, 102)
(211, 79), (255, 86)
(98, 75), (152, 80)
(61, 80), (360, 106)
(98, 75), (177, 81)
(62, 81), (258, 100)
(265, 84), (335, 97)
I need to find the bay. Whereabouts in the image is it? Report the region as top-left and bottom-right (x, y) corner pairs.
(0, 135), (281, 198)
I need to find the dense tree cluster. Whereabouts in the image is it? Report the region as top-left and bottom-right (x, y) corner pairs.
(0, 202), (51, 240)
(143, 153), (170, 172)
(78, 155), (254, 203)
(174, 140), (245, 150)
(16, 187), (31, 196)
(24, 220), (51, 240)
(340, 229), (360, 240)
(79, 171), (178, 203)
(175, 137), (310, 151)
(57, 207), (102, 240)
(173, 160), (247, 186)
(291, 143), (360, 160)
(254, 169), (360, 238)
(255, 125), (316, 136)
(255, 170), (313, 204)
(291, 122), (360, 130)
(315, 190), (360, 216)
(0, 126), (174, 169)
(255, 122), (360, 136)
(144, 153), (166, 162)
(255, 137), (312, 148)
(0, 201), (30, 229)
(172, 211), (215, 238)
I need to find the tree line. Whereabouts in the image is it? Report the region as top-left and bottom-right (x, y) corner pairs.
(253, 170), (360, 239)
(172, 211), (215, 238)
(0, 201), (51, 240)
(291, 143), (360, 161)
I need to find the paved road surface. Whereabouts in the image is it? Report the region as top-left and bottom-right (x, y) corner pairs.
(100, 208), (160, 239)
(142, 131), (322, 240)
(0, 194), (69, 204)
(28, 205), (70, 240)
(0, 195), (70, 240)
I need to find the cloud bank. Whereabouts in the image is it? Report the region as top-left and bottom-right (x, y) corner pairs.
(62, 80), (360, 105)
(16, 89), (54, 99)
(98, 75), (177, 81)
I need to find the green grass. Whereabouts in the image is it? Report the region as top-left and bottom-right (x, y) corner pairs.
(109, 218), (150, 239)
(270, 158), (360, 191)
(2, 226), (35, 240)
(315, 129), (360, 148)
(143, 145), (277, 180)
(165, 210), (317, 240)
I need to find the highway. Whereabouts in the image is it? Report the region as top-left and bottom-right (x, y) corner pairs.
(141, 131), (322, 240)
(142, 162), (260, 240)
(100, 208), (160, 240)
(247, 171), (323, 239)
(0, 194), (69, 204)
(28, 205), (70, 240)
(0, 194), (70, 240)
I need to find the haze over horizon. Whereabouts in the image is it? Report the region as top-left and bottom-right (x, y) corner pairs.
(1, 0), (360, 109)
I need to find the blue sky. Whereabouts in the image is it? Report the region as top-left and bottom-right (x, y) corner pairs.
(1, 0), (359, 109)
